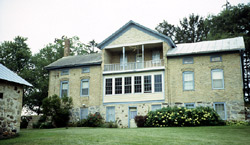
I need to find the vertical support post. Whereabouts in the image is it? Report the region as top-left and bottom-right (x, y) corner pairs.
(142, 44), (144, 68)
(123, 46), (125, 70)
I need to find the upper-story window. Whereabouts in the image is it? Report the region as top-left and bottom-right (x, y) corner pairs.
(154, 74), (162, 92)
(124, 77), (132, 94)
(82, 67), (90, 73)
(61, 69), (69, 75)
(60, 81), (69, 98)
(183, 71), (194, 91)
(115, 78), (122, 94)
(134, 76), (142, 93)
(81, 79), (89, 96)
(120, 55), (128, 66)
(183, 57), (193, 64)
(152, 51), (160, 63)
(144, 75), (152, 93)
(211, 55), (222, 62)
(211, 69), (224, 89)
(105, 78), (113, 95)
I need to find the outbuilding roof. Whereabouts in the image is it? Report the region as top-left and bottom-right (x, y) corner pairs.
(97, 20), (176, 49)
(45, 53), (102, 70)
(0, 64), (32, 87)
(167, 36), (245, 56)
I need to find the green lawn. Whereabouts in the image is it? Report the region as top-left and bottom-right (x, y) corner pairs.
(1, 126), (250, 145)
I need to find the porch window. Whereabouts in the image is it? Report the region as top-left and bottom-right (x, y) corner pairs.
(144, 75), (152, 93)
(214, 102), (226, 120)
(154, 74), (162, 92)
(125, 77), (132, 94)
(105, 78), (112, 95)
(81, 79), (89, 96)
(60, 81), (69, 98)
(211, 69), (224, 89)
(80, 108), (88, 120)
(120, 55), (128, 66)
(134, 76), (142, 93)
(115, 78), (122, 94)
(152, 51), (160, 64)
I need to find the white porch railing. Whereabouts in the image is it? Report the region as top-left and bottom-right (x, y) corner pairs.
(104, 59), (164, 72)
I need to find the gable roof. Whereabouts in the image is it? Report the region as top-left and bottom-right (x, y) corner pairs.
(45, 53), (102, 70)
(167, 36), (245, 56)
(97, 20), (176, 49)
(0, 64), (32, 87)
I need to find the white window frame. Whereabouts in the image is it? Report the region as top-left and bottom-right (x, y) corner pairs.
(80, 79), (89, 97)
(211, 69), (224, 89)
(144, 75), (152, 93)
(105, 78), (113, 95)
(60, 81), (69, 98)
(213, 102), (227, 120)
(183, 71), (195, 91)
(82, 67), (90, 73)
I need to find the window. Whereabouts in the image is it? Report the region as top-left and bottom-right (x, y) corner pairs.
(185, 103), (195, 109)
(211, 69), (224, 89)
(152, 51), (160, 63)
(60, 81), (69, 98)
(115, 78), (122, 94)
(105, 78), (112, 95)
(125, 77), (132, 94)
(81, 79), (89, 96)
(144, 76), (152, 93)
(134, 76), (142, 93)
(211, 55), (222, 62)
(106, 106), (115, 122)
(151, 104), (161, 111)
(120, 55), (128, 66)
(154, 75), (162, 92)
(183, 57), (193, 64)
(61, 69), (69, 75)
(82, 67), (90, 73)
(80, 108), (88, 120)
(0, 93), (3, 99)
(214, 102), (226, 120)
(183, 72), (194, 91)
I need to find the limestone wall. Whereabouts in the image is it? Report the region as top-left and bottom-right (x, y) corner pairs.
(0, 81), (23, 134)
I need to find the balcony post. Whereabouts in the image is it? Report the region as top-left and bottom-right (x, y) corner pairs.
(142, 44), (144, 68)
(123, 46), (125, 70)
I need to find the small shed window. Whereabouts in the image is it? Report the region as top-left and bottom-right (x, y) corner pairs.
(211, 55), (222, 62)
(183, 57), (193, 64)
(0, 93), (3, 99)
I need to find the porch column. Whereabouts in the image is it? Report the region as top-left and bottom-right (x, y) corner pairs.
(142, 44), (144, 68)
(123, 46), (125, 70)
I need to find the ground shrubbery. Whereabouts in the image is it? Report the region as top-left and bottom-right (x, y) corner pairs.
(134, 116), (147, 127)
(226, 120), (250, 126)
(77, 112), (104, 127)
(135, 106), (225, 127)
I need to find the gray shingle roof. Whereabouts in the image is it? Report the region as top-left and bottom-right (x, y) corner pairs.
(45, 53), (102, 70)
(167, 36), (245, 56)
(0, 64), (32, 87)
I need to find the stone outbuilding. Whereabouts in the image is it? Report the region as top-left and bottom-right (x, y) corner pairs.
(0, 64), (32, 137)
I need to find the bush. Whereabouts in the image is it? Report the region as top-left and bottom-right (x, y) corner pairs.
(33, 115), (54, 129)
(76, 112), (104, 127)
(102, 122), (118, 128)
(134, 115), (147, 127)
(41, 94), (73, 128)
(226, 120), (250, 126)
(145, 106), (225, 127)
(20, 116), (32, 129)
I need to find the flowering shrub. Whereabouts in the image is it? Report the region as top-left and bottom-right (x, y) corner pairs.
(145, 106), (225, 127)
(77, 112), (104, 127)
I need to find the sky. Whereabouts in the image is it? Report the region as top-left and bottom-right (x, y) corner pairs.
(0, 0), (249, 54)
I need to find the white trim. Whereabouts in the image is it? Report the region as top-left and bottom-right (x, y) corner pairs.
(103, 67), (165, 74)
(105, 40), (163, 49)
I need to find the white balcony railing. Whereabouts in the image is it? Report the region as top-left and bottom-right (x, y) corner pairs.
(104, 59), (164, 72)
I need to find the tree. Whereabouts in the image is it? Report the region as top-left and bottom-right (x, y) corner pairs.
(156, 14), (209, 44)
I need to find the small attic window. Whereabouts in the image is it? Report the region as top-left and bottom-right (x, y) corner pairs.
(183, 57), (193, 64)
(61, 69), (69, 76)
(14, 86), (18, 91)
(0, 93), (3, 99)
(211, 55), (222, 62)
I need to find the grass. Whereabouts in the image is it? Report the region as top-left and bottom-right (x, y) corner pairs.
(1, 126), (250, 145)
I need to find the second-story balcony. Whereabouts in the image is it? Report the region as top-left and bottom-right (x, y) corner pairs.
(104, 59), (164, 72)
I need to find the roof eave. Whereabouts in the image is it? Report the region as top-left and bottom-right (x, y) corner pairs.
(45, 62), (102, 70)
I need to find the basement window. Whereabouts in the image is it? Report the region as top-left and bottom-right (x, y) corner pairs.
(0, 93), (3, 99)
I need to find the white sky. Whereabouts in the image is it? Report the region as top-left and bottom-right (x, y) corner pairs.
(0, 0), (249, 54)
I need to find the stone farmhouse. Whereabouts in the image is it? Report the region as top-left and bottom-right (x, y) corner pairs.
(46, 20), (246, 128)
(0, 64), (32, 134)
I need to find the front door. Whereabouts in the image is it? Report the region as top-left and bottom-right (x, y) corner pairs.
(136, 53), (143, 69)
(129, 107), (137, 128)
